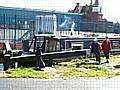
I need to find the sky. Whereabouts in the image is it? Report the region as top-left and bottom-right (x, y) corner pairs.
(0, 0), (119, 23)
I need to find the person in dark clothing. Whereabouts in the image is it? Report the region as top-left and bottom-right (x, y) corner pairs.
(36, 45), (45, 71)
(101, 36), (112, 63)
(90, 38), (101, 65)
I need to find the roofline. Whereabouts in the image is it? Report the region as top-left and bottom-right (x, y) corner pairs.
(0, 6), (83, 15)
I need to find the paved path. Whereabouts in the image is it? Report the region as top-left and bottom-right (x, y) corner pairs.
(0, 77), (120, 90)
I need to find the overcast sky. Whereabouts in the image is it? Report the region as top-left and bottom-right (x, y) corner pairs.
(0, 0), (119, 23)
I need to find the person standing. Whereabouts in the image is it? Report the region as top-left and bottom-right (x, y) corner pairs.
(101, 36), (112, 63)
(90, 38), (101, 65)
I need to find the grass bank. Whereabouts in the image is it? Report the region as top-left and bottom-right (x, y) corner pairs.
(3, 55), (120, 79)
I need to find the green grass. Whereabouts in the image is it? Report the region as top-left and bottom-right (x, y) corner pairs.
(53, 56), (120, 79)
(4, 55), (120, 79)
(5, 67), (49, 79)
(53, 59), (110, 79)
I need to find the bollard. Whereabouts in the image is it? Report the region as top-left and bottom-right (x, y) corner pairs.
(4, 54), (10, 71)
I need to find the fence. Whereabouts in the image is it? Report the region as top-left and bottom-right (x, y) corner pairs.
(0, 14), (35, 49)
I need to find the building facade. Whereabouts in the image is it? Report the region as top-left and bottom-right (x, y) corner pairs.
(0, 0), (119, 42)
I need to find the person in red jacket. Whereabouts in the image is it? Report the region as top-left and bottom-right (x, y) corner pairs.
(101, 36), (112, 63)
